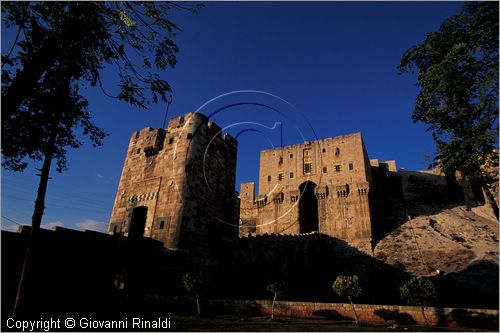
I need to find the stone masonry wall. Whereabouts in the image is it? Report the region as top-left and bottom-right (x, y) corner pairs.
(108, 112), (238, 256)
(208, 299), (499, 329)
(240, 133), (374, 253)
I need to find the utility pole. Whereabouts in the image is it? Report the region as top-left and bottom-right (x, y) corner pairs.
(162, 94), (173, 129)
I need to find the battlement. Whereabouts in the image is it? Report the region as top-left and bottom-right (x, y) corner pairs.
(167, 112), (206, 129)
(128, 128), (166, 157)
(125, 113), (237, 160)
(130, 127), (164, 143)
(168, 112), (237, 150)
(260, 132), (363, 153)
(240, 231), (324, 240)
(370, 159), (397, 172)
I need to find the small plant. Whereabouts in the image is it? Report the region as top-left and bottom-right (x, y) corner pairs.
(333, 275), (362, 325)
(266, 281), (287, 320)
(400, 277), (437, 327)
(181, 273), (203, 316)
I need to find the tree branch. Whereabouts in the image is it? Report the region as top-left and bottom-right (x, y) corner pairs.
(2, 24), (24, 68)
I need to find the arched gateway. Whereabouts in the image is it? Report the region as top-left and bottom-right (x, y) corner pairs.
(298, 181), (319, 233)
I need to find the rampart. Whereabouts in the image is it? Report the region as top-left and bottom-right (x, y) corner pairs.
(207, 299), (499, 329)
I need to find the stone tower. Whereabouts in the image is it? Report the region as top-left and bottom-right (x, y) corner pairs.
(108, 112), (239, 255)
(239, 132), (375, 253)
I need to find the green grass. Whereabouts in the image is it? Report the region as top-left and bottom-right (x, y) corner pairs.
(168, 315), (482, 332)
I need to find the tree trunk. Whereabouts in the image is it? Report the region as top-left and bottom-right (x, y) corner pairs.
(481, 184), (499, 219)
(11, 115), (59, 318)
(421, 305), (429, 328)
(195, 295), (200, 316)
(348, 296), (359, 325)
(271, 293), (276, 320)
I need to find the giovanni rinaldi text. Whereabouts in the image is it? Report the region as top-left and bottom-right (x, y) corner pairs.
(6, 317), (172, 331)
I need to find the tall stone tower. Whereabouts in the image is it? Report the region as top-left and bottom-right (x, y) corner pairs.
(239, 132), (375, 253)
(108, 112), (239, 256)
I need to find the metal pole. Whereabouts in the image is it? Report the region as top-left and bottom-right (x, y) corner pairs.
(280, 122), (283, 148)
(162, 94), (173, 129)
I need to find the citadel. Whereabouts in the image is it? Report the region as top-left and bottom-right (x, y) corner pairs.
(3, 111), (496, 321)
(107, 111), (478, 255)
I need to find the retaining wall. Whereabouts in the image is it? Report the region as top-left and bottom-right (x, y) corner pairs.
(208, 299), (499, 329)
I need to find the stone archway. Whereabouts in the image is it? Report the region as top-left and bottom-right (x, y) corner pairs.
(298, 181), (318, 233)
(129, 206), (148, 238)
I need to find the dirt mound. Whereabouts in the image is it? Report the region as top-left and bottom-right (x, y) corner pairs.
(374, 204), (498, 277)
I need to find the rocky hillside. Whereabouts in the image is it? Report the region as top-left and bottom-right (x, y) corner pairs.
(374, 203), (498, 277)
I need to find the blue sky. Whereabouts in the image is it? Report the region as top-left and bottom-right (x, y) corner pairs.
(1, 1), (463, 232)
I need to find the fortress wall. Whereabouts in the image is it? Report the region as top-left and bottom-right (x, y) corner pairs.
(177, 115), (239, 255)
(108, 112), (238, 255)
(399, 169), (449, 203)
(241, 133), (374, 253)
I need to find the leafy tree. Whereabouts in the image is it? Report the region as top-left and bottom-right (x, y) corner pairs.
(332, 275), (362, 325)
(2, 2), (201, 120)
(2, 1), (200, 317)
(398, 2), (499, 210)
(182, 273), (203, 316)
(400, 277), (437, 327)
(3, 2), (201, 169)
(266, 281), (287, 320)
